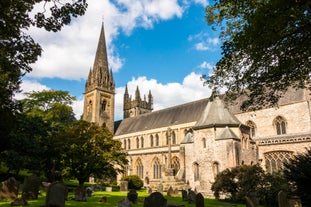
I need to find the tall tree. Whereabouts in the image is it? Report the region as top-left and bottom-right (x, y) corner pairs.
(204, 0), (311, 110)
(59, 120), (128, 186)
(0, 0), (87, 152)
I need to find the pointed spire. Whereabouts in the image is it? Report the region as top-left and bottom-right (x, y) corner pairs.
(93, 23), (109, 79)
(135, 86), (141, 101)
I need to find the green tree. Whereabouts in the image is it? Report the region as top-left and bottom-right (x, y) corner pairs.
(121, 175), (144, 190)
(284, 148), (311, 207)
(204, 0), (311, 110)
(60, 120), (128, 186)
(0, 0), (87, 153)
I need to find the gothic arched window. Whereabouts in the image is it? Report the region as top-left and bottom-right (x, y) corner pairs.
(273, 116), (287, 135)
(128, 139), (131, 150)
(150, 135), (154, 147)
(155, 134), (159, 146)
(202, 138), (206, 148)
(135, 159), (144, 178)
(264, 151), (293, 174)
(193, 162), (199, 181)
(212, 162), (219, 178)
(141, 136), (144, 148)
(172, 131), (176, 144)
(136, 137), (139, 148)
(246, 120), (257, 137)
(123, 139), (127, 149)
(153, 158), (162, 179)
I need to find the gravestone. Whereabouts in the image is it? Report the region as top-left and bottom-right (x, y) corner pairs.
(45, 182), (67, 207)
(118, 197), (133, 207)
(157, 183), (163, 193)
(195, 193), (204, 207)
(127, 189), (138, 204)
(181, 189), (188, 201)
(167, 186), (174, 196)
(86, 187), (93, 197)
(144, 192), (167, 207)
(120, 181), (128, 192)
(11, 198), (28, 206)
(174, 188), (179, 195)
(278, 190), (289, 207)
(0, 177), (19, 200)
(74, 186), (87, 201)
(22, 174), (40, 200)
(187, 190), (196, 204)
(146, 186), (152, 194)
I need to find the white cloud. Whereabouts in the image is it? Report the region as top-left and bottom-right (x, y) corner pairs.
(114, 72), (211, 120)
(189, 32), (220, 52)
(193, 0), (209, 7)
(198, 61), (214, 70)
(195, 42), (209, 51)
(14, 80), (50, 100)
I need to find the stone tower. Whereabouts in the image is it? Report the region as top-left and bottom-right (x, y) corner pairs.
(83, 23), (115, 133)
(123, 85), (153, 118)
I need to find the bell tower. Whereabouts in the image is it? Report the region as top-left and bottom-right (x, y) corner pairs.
(83, 23), (115, 133)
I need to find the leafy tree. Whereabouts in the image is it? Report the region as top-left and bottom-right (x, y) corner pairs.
(121, 175), (144, 190)
(0, 0), (87, 153)
(60, 120), (128, 186)
(284, 148), (311, 207)
(212, 164), (265, 201)
(204, 0), (311, 110)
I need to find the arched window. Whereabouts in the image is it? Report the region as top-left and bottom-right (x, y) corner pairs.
(246, 120), (257, 137)
(153, 158), (162, 179)
(274, 116), (287, 135)
(202, 138), (206, 148)
(150, 135), (154, 147)
(128, 139), (131, 150)
(166, 135), (169, 145)
(123, 139), (127, 149)
(141, 136), (144, 148)
(264, 151), (293, 174)
(183, 129), (194, 143)
(171, 157), (180, 176)
(212, 162), (219, 178)
(193, 162), (199, 181)
(136, 137), (139, 148)
(172, 131), (176, 144)
(135, 159), (144, 178)
(155, 134), (159, 146)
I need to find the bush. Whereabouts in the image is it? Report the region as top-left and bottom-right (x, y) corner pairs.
(121, 175), (143, 190)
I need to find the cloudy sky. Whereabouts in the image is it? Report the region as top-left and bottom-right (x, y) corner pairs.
(20, 0), (221, 120)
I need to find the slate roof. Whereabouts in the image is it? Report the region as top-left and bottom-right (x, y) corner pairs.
(193, 96), (241, 129)
(114, 88), (308, 136)
(216, 127), (240, 141)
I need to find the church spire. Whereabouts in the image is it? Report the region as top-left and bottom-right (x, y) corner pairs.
(93, 23), (109, 75)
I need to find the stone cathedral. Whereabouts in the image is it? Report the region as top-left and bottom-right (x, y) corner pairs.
(83, 25), (311, 195)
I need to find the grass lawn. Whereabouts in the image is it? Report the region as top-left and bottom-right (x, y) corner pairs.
(0, 190), (245, 207)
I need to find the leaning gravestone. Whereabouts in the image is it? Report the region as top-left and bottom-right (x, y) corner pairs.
(187, 190), (196, 204)
(0, 177), (19, 200)
(195, 193), (204, 207)
(22, 174), (40, 200)
(45, 182), (67, 207)
(181, 189), (188, 201)
(74, 186), (87, 201)
(118, 197), (133, 207)
(157, 183), (163, 193)
(144, 192), (167, 207)
(127, 189), (138, 204)
(167, 186), (174, 196)
(120, 181), (128, 192)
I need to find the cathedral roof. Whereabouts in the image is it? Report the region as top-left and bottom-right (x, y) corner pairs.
(115, 98), (209, 136)
(216, 127), (240, 141)
(193, 96), (241, 130)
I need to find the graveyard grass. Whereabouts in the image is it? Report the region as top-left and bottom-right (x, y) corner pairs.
(0, 190), (245, 207)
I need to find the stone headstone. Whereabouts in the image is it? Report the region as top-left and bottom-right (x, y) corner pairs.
(74, 186), (87, 201)
(157, 183), (163, 193)
(120, 181), (128, 192)
(127, 189), (138, 204)
(278, 190), (289, 207)
(22, 174), (40, 200)
(195, 193), (204, 207)
(147, 186), (152, 194)
(187, 190), (196, 204)
(86, 187), (93, 196)
(181, 189), (188, 201)
(118, 197), (133, 207)
(144, 192), (167, 207)
(167, 186), (174, 196)
(45, 182), (67, 207)
(174, 188), (179, 195)
(11, 198), (28, 206)
(0, 177), (19, 200)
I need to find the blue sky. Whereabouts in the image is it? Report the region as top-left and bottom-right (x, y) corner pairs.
(19, 0), (221, 120)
